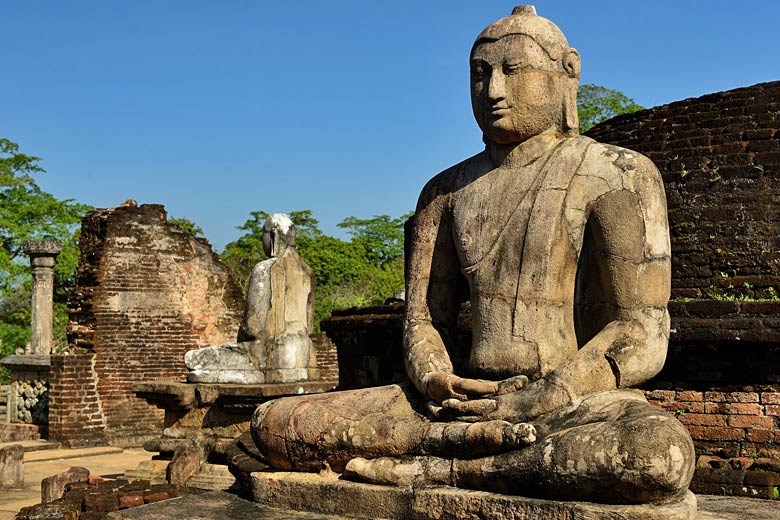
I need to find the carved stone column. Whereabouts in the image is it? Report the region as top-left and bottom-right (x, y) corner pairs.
(22, 239), (62, 356)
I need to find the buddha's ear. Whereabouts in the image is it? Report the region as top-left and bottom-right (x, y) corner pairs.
(562, 48), (580, 78)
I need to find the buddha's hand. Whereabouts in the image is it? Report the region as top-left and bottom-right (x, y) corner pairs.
(496, 375), (529, 395)
(422, 372), (498, 403)
(438, 377), (570, 423)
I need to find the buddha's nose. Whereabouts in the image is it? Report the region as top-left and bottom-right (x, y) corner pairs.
(487, 72), (507, 102)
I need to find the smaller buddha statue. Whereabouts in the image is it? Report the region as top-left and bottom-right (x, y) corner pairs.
(185, 213), (318, 384)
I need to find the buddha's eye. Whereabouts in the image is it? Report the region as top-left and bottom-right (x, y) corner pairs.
(470, 61), (489, 80)
(503, 63), (522, 75)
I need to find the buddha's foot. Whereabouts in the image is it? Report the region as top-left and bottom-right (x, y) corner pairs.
(423, 420), (536, 456)
(344, 456), (453, 487)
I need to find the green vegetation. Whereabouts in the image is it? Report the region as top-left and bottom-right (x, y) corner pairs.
(577, 84), (644, 133)
(0, 139), (92, 380)
(168, 216), (204, 238)
(220, 210), (410, 331)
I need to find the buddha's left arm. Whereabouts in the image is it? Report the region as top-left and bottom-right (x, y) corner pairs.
(484, 154), (672, 422)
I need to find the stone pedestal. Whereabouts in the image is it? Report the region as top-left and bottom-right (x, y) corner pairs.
(132, 380), (336, 489)
(135, 381), (336, 456)
(249, 472), (698, 520)
(22, 239), (62, 356)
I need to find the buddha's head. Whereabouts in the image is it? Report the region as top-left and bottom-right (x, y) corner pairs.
(263, 213), (296, 258)
(471, 5), (580, 146)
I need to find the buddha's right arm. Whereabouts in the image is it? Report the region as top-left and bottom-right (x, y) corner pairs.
(403, 185), (462, 400)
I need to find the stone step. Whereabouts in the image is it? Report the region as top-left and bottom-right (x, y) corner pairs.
(24, 445), (123, 463)
(124, 459), (169, 484)
(108, 491), (359, 519)
(0, 423), (44, 443)
(0, 439), (60, 452)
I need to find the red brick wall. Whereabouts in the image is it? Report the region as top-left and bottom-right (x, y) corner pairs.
(312, 332), (339, 383)
(586, 81), (780, 300)
(48, 353), (107, 448)
(647, 390), (779, 458)
(64, 203), (245, 446)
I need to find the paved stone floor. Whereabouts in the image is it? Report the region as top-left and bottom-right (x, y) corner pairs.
(0, 443), (151, 520)
(1, 443), (777, 520)
(111, 491), (780, 520)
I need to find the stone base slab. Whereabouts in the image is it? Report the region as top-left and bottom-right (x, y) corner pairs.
(250, 471), (698, 520)
(104, 490), (780, 520)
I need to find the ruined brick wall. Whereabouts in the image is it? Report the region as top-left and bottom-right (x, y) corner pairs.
(48, 353), (107, 448)
(586, 83), (780, 486)
(63, 203), (245, 447)
(586, 81), (780, 300)
(312, 333), (339, 383)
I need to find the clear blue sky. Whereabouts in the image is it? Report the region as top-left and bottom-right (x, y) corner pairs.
(3, 1), (778, 251)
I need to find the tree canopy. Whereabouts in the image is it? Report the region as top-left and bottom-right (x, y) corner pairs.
(577, 84), (644, 133)
(0, 139), (92, 370)
(221, 210), (407, 330)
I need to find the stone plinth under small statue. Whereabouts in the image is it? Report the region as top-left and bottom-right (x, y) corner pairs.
(185, 214), (319, 384)
(234, 6), (697, 520)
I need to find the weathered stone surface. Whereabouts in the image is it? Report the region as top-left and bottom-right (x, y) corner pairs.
(250, 472), (698, 520)
(0, 356), (50, 425)
(248, 5), (694, 513)
(166, 444), (202, 485)
(185, 214), (319, 385)
(41, 467), (90, 503)
(58, 202), (244, 448)
(16, 501), (80, 520)
(23, 239), (62, 356)
(101, 490), (780, 520)
(107, 491), (358, 519)
(0, 444), (24, 489)
(183, 462), (237, 491)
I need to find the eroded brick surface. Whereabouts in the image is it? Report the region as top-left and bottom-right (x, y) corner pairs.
(56, 204), (245, 447)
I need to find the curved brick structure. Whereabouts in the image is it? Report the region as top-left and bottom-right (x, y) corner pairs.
(586, 81), (780, 300)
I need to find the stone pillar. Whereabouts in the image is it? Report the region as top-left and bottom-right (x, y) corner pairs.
(23, 239), (62, 356)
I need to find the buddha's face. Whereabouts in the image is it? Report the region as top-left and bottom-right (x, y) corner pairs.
(471, 34), (567, 145)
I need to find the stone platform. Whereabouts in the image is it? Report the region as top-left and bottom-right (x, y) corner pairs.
(106, 490), (780, 520)
(250, 472), (698, 520)
(133, 381), (336, 458)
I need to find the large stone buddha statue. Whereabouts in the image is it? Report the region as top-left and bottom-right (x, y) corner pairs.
(247, 6), (696, 515)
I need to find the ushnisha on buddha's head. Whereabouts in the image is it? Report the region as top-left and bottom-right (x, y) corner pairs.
(470, 5), (580, 145)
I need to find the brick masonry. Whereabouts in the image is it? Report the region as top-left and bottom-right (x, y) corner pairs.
(587, 83), (780, 496)
(60, 203), (246, 447)
(586, 81), (780, 300)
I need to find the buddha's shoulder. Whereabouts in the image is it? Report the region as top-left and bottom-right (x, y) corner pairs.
(577, 137), (660, 179)
(417, 151), (491, 204)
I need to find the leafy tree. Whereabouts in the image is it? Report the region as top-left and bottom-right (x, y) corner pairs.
(0, 139), (92, 369)
(577, 84), (644, 133)
(338, 213), (411, 268)
(169, 216), (204, 238)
